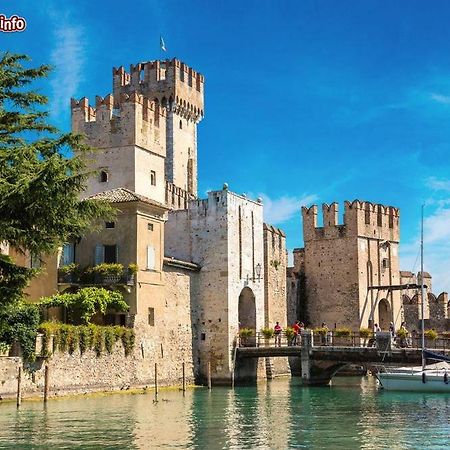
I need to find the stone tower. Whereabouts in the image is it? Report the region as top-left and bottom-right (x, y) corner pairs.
(299, 200), (401, 330)
(71, 58), (204, 207)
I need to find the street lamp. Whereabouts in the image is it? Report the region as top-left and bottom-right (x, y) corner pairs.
(246, 263), (262, 283)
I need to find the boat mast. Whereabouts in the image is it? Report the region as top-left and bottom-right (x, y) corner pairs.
(421, 204), (425, 371)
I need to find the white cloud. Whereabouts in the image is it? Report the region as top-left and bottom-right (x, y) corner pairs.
(430, 93), (450, 105)
(259, 193), (317, 225)
(49, 15), (85, 120)
(401, 205), (450, 294)
(426, 176), (450, 192)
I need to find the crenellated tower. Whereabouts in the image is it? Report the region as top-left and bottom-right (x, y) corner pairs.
(299, 200), (401, 330)
(71, 58), (204, 207)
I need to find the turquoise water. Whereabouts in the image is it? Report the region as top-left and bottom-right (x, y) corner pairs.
(0, 376), (449, 449)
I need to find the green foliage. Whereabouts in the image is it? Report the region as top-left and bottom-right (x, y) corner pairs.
(58, 263), (78, 275)
(425, 329), (438, 340)
(359, 327), (373, 338)
(127, 264), (139, 275)
(313, 327), (328, 336)
(91, 263), (124, 277)
(261, 327), (275, 339)
(0, 302), (40, 361)
(239, 328), (254, 338)
(334, 327), (352, 337)
(37, 322), (134, 357)
(284, 327), (295, 340)
(40, 287), (128, 325)
(0, 52), (112, 306)
(0, 341), (10, 354)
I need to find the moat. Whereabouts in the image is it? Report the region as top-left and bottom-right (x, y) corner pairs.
(0, 376), (449, 449)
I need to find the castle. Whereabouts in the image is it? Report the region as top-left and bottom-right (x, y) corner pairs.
(7, 57), (448, 389)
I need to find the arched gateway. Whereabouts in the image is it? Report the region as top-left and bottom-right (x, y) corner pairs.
(238, 287), (256, 330)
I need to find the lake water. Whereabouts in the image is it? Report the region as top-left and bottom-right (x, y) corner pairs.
(0, 376), (449, 449)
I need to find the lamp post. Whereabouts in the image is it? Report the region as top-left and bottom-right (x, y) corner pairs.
(246, 263), (262, 283)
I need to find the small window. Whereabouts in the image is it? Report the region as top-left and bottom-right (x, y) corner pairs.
(200, 333), (206, 341)
(382, 258), (389, 269)
(105, 222), (115, 229)
(148, 307), (155, 326)
(150, 170), (156, 186)
(100, 170), (109, 183)
(30, 253), (41, 269)
(148, 223), (154, 231)
(179, 120), (182, 129)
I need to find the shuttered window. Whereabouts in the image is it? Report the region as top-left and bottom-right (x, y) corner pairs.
(147, 245), (155, 270)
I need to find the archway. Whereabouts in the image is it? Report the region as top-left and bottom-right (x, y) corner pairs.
(378, 298), (391, 330)
(238, 287), (256, 330)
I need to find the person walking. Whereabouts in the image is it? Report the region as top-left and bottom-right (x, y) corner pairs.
(274, 322), (282, 347)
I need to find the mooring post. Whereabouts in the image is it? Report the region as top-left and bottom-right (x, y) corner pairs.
(16, 366), (22, 408)
(182, 361), (186, 396)
(301, 330), (313, 384)
(44, 364), (49, 403)
(154, 362), (158, 399)
(207, 361), (212, 390)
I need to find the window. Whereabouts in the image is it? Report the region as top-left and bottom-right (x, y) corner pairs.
(200, 333), (206, 341)
(104, 245), (117, 263)
(100, 170), (109, 183)
(150, 170), (156, 186)
(148, 223), (154, 231)
(148, 307), (155, 326)
(147, 245), (155, 270)
(179, 120), (182, 129)
(105, 222), (115, 229)
(61, 243), (75, 266)
(382, 258), (389, 270)
(30, 253), (41, 269)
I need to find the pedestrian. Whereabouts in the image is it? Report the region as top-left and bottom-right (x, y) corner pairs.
(292, 320), (301, 345)
(389, 321), (395, 338)
(399, 321), (409, 348)
(374, 323), (381, 333)
(321, 322), (329, 345)
(274, 321), (282, 347)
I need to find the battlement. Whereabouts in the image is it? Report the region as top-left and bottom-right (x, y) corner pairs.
(302, 200), (400, 242)
(112, 58), (204, 122)
(71, 92), (166, 153)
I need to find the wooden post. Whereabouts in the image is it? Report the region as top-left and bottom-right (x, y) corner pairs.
(154, 362), (158, 399)
(16, 366), (22, 408)
(182, 362), (186, 396)
(207, 361), (212, 390)
(44, 364), (49, 403)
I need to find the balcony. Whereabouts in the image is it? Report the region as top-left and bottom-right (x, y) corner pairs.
(58, 263), (137, 287)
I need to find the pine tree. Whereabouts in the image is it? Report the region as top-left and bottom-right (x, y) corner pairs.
(0, 52), (111, 304)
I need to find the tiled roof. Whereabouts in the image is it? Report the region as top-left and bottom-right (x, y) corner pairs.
(87, 188), (168, 209)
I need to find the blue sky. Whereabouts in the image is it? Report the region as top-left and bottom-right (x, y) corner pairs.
(3, 0), (450, 292)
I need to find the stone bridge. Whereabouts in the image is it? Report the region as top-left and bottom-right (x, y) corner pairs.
(235, 331), (424, 385)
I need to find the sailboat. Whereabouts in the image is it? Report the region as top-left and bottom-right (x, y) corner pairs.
(377, 206), (450, 392)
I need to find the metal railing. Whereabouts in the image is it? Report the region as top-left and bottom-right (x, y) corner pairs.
(237, 330), (450, 353)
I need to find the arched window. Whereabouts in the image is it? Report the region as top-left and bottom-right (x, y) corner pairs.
(100, 170), (109, 183)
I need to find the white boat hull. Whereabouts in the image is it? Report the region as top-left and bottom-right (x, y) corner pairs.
(378, 371), (450, 392)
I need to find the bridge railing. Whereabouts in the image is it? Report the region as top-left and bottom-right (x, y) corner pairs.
(237, 330), (450, 351)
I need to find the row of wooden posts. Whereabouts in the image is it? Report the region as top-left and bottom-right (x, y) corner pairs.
(16, 361), (213, 407)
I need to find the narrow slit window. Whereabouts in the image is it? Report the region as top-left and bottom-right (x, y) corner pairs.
(150, 170), (156, 186)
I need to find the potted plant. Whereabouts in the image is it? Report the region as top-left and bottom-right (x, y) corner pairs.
(425, 329), (438, 348)
(396, 328), (409, 348)
(239, 328), (255, 347)
(333, 327), (352, 346)
(260, 327), (274, 346)
(359, 327), (373, 346)
(126, 264), (139, 284)
(284, 326), (295, 345)
(92, 263), (124, 284)
(58, 263), (78, 283)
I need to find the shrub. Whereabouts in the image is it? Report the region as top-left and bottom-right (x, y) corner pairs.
(239, 328), (254, 338)
(284, 327), (295, 340)
(58, 263), (78, 275)
(359, 327), (373, 338)
(334, 327), (352, 337)
(313, 327), (328, 336)
(0, 341), (10, 354)
(261, 327), (275, 339)
(425, 329), (438, 340)
(104, 327), (116, 354)
(92, 263), (124, 276)
(122, 329), (135, 356)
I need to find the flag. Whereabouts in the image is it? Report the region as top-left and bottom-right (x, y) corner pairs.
(160, 36), (166, 52)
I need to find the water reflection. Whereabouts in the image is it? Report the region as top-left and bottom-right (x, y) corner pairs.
(0, 377), (449, 449)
